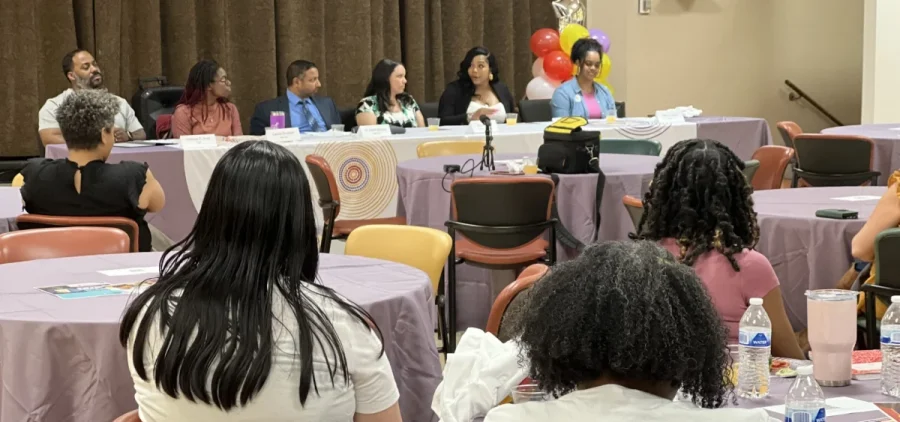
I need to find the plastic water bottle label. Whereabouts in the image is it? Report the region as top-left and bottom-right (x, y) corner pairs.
(738, 328), (771, 347)
(882, 327), (900, 345)
(785, 407), (825, 422)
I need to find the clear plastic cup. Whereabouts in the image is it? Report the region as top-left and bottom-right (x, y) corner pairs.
(331, 124), (345, 132)
(506, 113), (518, 125)
(427, 118), (440, 131)
(511, 384), (548, 403)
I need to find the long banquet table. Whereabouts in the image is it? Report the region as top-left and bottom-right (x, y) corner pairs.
(45, 117), (771, 245)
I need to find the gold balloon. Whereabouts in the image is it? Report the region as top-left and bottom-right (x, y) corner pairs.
(560, 24), (590, 55)
(596, 54), (611, 81)
(552, 0), (586, 32)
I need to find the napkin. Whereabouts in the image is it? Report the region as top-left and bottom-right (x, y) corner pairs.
(431, 328), (528, 422)
(661, 105), (703, 118)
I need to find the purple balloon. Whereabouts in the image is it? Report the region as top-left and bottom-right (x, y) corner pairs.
(589, 28), (611, 53)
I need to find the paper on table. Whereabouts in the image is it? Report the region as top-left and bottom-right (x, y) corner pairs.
(832, 195), (882, 202)
(764, 396), (879, 417)
(98, 267), (158, 276)
(888, 128), (900, 131)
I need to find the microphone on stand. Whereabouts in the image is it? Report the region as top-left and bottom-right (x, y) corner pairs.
(479, 114), (495, 171)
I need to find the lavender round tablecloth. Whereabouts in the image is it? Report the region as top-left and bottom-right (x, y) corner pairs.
(0, 187), (21, 234)
(822, 124), (900, 185)
(753, 186), (885, 330)
(396, 153), (659, 331)
(0, 253), (441, 422)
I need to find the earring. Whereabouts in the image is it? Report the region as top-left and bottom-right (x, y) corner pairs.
(489, 73), (494, 81)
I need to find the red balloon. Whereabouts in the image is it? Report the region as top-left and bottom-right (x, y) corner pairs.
(530, 28), (561, 57)
(542, 51), (573, 82)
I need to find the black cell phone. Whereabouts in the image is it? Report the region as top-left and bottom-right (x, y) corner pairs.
(815, 209), (859, 220)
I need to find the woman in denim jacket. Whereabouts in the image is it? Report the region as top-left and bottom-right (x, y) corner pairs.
(550, 38), (616, 119)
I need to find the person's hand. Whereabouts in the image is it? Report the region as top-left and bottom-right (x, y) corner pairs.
(470, 107), (497, 122)
(113, 127), (130, 142)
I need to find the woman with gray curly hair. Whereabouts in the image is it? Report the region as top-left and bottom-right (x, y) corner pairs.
(485, 241), (771, 422)
(17, 89), (165, 251)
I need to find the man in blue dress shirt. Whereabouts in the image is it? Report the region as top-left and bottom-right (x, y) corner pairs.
(249, 60), (343, 135)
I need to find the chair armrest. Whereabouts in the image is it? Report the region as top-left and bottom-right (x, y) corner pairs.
(860, 283), (900, 298)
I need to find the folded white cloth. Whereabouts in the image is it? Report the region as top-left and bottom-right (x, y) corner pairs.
(657, 105), (703, 118)
(431, 328), (529, 422)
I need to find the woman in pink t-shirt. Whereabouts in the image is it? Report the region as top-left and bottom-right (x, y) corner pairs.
(632, 138), (805, 359)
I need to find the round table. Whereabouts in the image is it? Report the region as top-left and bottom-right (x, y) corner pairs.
(396, 153), (659, 331)
(822, 124), (900, 185)
(0, 253), (441, 422)
(753, 186), (884, 330)
(0, 186), (21, 234)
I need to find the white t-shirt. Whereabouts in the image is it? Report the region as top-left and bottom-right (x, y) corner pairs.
(484, 384), (775, 422)
(126, 285), (400, 421)
(38, 88), (144, 132)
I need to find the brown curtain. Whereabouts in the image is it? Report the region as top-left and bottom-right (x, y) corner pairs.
(402, 0), (557, 104)
(0, 0), (553, 157)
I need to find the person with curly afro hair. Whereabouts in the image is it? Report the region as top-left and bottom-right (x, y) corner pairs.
(484, 241), (770, 422)
(632, 138), (804, 359)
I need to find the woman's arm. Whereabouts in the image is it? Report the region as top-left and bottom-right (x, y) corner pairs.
(762, 286), (806, 359)
(852, 181), (900, 262)
(356, 112), (378, 126)
(230, 103), (243, 136)
(415, 110), (425, 128)
(354, 403), (401, 422)
(170, 106), (192, 138)
(438, 83), (469, 125)
(138, 169), (166, 213)
(549, 87), (568, 118)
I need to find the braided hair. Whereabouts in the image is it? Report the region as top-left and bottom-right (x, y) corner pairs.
(632, 138), (759, 271)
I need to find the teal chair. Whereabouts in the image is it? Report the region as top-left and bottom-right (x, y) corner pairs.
(743, 160), (760, 184)
(598, 139), (662, 156)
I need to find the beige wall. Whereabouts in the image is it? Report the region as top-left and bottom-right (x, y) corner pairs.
(586, 0), (863, 138)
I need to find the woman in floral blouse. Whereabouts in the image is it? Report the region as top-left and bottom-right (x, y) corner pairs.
(355, 59), (425, 128)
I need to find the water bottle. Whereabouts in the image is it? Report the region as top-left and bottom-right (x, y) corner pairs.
(785, 365), (825, 422)
(737, 297), (771, 398)
(881, 296), (900, 398)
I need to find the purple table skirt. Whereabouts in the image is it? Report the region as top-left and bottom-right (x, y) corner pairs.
(0, 253), (441, 422)
(0, 187), (22, 234)
(45, 145), (198, 243)
(753, 186), (884, 330)
(396, 153), (659, 331)
(690, 116), (772, 160)
(822, 124), (900, 185)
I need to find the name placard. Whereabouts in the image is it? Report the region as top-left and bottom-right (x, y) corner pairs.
(357, 125), (393, 138)
(654, 110), (686, 124)
(178, 134), (217, 149)
(265, 127), (302, 143)
(467, 120), (499, 135)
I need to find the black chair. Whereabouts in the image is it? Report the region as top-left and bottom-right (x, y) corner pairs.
(338, 107), (356, 131)
(615, 101), (626, 118)
(0, 158), (28, 184)
(791, 134), (880, 187)
(131, 77), (183, 139)
(420, 102), (439, 120)
(445, 177), (557, 352)
(861, 228), (900, 349)
(518, 99), (551, 123)
(598, 139), (661, 156)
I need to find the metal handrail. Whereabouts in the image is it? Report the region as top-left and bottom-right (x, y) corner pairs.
(784, 80), (844, 126)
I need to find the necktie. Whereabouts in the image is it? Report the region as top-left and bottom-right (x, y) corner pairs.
(301, 100), (322, 132)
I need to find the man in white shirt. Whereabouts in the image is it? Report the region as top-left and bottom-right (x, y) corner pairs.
(38, 49), (145, 146)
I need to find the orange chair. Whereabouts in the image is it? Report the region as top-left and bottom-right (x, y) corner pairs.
(16, 214), (141, 252)
(304, 155), (406, 253)
(776, 121), (802, 150)
(486, 263), (549, 338)
(622, 195), (644, 231)
(0, 227), (130, 264)
(750, 145), (794, 190)
(113, 410), (141, 422)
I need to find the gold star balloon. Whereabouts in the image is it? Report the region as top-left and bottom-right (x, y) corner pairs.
(551, 0), (586, 32)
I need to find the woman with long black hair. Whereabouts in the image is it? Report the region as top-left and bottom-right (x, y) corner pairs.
(437, 46), (516, 125)
(120, 141), (400, 421)
(171, 59), (243, 137)
(355, 59), (425, 128)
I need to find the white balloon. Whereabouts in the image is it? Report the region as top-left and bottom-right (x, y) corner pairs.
(525, 76), (557, 100)
(532, 58), (544, 78)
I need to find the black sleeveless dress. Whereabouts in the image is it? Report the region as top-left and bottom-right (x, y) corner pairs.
(20, 158), (152, 252)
